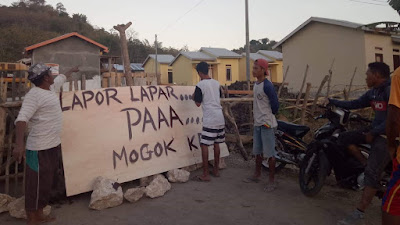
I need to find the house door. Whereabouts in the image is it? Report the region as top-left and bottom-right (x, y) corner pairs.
(394, 55), (400, 70)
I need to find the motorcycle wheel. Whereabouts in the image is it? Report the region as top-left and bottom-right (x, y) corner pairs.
(299, 149), (328, 197)
(262, 137), (287, 173)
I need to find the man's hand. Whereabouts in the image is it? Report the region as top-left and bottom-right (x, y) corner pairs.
(64, 66), (80, 79)
(13, 145), (25, 164)
(365, 132), (375, 144)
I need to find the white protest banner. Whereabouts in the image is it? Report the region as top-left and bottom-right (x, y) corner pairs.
(61, 86), (229, 196)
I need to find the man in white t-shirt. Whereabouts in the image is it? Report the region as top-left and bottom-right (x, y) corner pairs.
(13, 63), (78, 225)
(193, 61), (225, 182)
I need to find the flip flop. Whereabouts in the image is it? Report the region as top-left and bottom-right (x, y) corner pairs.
(242, 177), (260, 183)
(192, 175), (210, 182)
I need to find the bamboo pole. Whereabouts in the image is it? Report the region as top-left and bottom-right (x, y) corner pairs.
(300, 83), (312, 125)
(346, 67), (357, 100)
(325, 58), (335, 98)
(311, 75), (329, 114)
(277, 66), (290, 98)
(222, 104), (249, 161)
(294, 64), (309, 118)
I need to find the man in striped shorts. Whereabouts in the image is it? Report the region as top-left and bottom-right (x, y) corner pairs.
(193, 61), (225, 182)
(13, 63), (78, 225)
(382, 67), (400, 225)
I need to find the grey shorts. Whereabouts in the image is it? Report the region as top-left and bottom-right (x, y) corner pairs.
(364, 136), (391, 189)
(253, 126), (277, 158)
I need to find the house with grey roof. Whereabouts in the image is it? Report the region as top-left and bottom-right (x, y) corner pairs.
(170, 47), (242, 86)
(273, 17), (400, 92)
(143, 54), (175, 84)
(239, 50), (283, 83)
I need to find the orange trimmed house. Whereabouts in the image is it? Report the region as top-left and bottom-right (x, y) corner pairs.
(25, 32), (108, 79)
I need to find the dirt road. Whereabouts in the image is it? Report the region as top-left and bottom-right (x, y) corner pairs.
(0, 153), (382, 225)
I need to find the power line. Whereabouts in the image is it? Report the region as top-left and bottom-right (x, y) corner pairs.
(159, 0), (206, 35)
(347, 0), (388, 6)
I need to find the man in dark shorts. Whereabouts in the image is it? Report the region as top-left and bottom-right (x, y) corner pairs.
(328, 62), (391, 225)
(193, 61), (225, 182)
(13, 63), (78, 225)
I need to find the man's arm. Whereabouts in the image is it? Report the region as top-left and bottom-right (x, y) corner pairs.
(13, 121), (27, 163)
(387, 105), (400, 158)
(193, 86), (202, 107)
(329, 91), (371, 110)
(263, 80), (279, 114)
(52, 66), (80, 92)
(13, 92), (39, 163)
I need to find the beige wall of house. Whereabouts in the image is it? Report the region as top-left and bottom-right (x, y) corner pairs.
(143, 58), (172, 84)
(171, 56), (195, 86)
(215, 58), (240, 85)
(364, 33), (400, 72)
(239, 58), (283, 83)
(282, 22), (366, 93)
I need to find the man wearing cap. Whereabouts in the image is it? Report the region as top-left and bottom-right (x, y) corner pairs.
(13, 63), (78, 225)
(243, 58), (279, 192)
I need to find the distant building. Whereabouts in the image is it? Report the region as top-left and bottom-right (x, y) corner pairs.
(274, 17), (400, 92)
(24, 32), (108, 79)
(170, 47), (242, 86)
(142, 54), (174, 84)
(239, 50), (283, 83)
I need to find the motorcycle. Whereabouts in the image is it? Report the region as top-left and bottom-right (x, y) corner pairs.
(298, 105), (391, 197)
(262, 120), (310, 172)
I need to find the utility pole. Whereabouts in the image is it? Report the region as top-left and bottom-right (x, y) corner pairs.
(245, 0), (250, 90)
(155, 34), (160, 84)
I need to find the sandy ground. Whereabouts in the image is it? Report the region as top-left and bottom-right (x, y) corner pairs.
(0, 152), (382, 225)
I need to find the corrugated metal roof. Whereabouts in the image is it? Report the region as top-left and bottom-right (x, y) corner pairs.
(242, 53), (274, 62)
(257, 51), (283, 60)
(273, 17), (363, 49)
(130, 63), (144, 71)
(200, 47), (242, 58)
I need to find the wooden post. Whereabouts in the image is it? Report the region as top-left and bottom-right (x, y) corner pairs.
(114, 22), (134, 86)
(223, 104), (249, 161)
(300, 83), (312, 125)
(277, 66), (290, 98)
(102, 77), (108, 88)
(346, 67), (357, 100)
(116, 73), (122, 87)
(12, 73), (16, 101)
(0, 78), (6, 176)
(81, 74), (86, 91)
(73, 79), (79, 91)
(110, 72), (116, 87)
(311, 75), (329, 115)
(325, 58), (335, 98)
(294, 65), (309, 118)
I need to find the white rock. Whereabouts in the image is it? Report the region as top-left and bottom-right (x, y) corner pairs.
(167, 169), (190, 183)
(145, 174), (171, 198)
(140, 175), (155, 187)
(7, 196), (51, 219)
(0, 194), (15, 214)
(89, 177), (123, 210)
(124, 187), (145, 203)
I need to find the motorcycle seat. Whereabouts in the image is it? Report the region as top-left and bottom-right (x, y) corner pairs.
(277, 120), (310, 139)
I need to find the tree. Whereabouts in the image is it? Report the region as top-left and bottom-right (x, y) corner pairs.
(72, 13), (87, 23)
(232, 37), (279, 54)
(389, 0), (400, 15)
(56, 2), (68, 17)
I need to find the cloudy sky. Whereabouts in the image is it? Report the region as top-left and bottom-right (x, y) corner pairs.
(2, 0), (400, 50)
